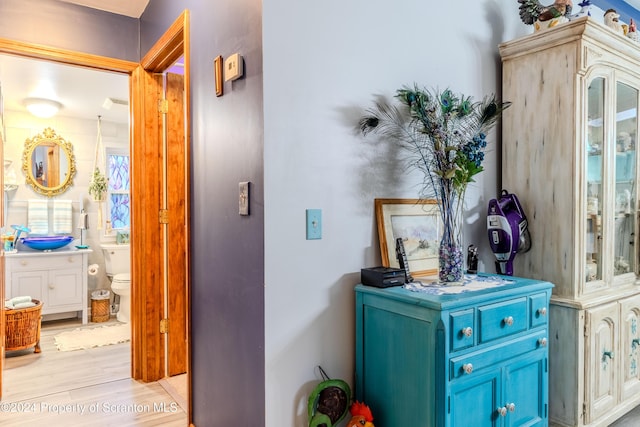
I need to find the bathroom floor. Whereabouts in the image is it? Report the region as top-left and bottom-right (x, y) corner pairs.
(2, 317), (187, 426)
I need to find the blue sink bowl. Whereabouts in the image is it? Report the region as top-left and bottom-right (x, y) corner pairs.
(21, 236), (74, 250)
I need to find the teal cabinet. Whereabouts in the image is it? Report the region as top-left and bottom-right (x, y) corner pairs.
(355, 276), (552, 426)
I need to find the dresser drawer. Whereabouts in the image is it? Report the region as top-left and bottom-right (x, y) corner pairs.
(450, 308), (475, 351)
(450, 330), (547, 380)
(8, 254), (83, 272)
(529, 292), (549, 328)
(478, 297), (527, 343)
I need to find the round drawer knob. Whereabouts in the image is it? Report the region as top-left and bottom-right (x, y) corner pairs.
(68, 257), (75, 263)
(506, 403), (516, 412)
(48, 283), (55, 289)
(20, 260), (28, 266)
(538, 307), (547, 316)
(503, 316), (514, 326)
(497, 406), (507, 417)
(538, 337), (548, 347)
(462, 363), (473, 374)
(461, 327), (473, 338)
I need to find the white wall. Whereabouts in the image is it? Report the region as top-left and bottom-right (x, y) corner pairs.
(263, 0), (530, 424)
(3, 110), (128, 297)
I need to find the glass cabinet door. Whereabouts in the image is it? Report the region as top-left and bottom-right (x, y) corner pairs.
(613, 82), (637, 277)
(586, 77), (604, 282)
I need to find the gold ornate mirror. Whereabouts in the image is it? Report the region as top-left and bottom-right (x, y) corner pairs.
(22, 127), (76, 197)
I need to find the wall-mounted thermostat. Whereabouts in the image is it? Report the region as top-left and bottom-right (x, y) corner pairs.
(224, 53), (244, 82)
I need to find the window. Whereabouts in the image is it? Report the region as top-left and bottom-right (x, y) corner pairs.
(106, 148), (130, 231)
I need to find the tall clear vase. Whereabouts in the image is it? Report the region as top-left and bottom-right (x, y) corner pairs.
(438, 203), (464, 283)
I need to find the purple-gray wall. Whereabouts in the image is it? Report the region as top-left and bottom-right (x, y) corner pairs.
(0, 1), (264, 424)
(141, 2), (265, 426)
(0, 0), (139, 61)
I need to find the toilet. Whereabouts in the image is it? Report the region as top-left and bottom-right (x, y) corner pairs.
(100, 243), (131, 323)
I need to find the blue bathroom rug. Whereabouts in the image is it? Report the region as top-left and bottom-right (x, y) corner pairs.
(54, 323), (130, 351)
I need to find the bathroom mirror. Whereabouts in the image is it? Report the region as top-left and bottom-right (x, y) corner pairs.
(22, 127), (76, 197)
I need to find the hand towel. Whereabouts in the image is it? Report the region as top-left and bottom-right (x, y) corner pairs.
(53, 199), (73, 234)
(27, 199), (49, 235)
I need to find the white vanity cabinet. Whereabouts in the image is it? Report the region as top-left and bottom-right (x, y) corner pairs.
(500, 17), (640, 426)
(5, 249), (92, 324)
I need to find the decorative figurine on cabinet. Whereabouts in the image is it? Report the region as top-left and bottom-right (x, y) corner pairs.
(517, 0), (573, 31)
(604, 9), (625, 35)
(570, 0), (592, 19)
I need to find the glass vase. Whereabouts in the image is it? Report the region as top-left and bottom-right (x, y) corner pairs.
(438, 205), (464, 283)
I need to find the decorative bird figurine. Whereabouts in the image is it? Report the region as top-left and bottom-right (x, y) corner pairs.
(570, 0), (592, 20)
(518, 0), (573, 31)
(346, 401), (375, 427)
(604, 9), (625, 35)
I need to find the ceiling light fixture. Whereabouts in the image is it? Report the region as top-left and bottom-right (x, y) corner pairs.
(24, 98), (63, 118)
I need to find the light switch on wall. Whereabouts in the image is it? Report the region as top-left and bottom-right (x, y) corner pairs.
(239, 182), (249, 215)
(306, 209), (322, 240)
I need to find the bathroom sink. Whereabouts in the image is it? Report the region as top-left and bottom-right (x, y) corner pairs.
(21, 236), (74, 250)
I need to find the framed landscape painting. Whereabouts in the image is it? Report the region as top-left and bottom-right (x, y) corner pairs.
(375, 198), (441, 276)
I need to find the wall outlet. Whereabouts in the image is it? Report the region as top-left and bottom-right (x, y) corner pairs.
(306, 209), (322, 240)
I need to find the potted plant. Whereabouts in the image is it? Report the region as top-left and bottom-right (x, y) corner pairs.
(88, 167), (108, 202)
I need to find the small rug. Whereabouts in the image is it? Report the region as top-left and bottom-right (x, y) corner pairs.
(54, 324), (130, 351)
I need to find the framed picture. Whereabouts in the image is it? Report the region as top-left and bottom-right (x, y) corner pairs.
(375, 198), (441, 276)
(214, 55), (223, 97)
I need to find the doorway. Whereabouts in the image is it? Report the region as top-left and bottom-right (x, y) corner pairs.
(0, 9), (191, 422)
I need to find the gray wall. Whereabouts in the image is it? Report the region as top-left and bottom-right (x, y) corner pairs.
(0, 0), (139, 61)
(140, 2), (265, 426)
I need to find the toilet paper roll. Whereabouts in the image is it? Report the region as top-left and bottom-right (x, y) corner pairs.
(88, 264), (99, 276)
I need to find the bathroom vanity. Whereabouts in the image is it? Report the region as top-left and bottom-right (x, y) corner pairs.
(4, 248), (92, 324)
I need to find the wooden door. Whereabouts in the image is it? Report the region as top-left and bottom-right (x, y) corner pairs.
(132, 10), (190, 386)
(165, 72), (187, 376)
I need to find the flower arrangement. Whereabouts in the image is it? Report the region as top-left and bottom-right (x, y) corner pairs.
(88, 167), (108, 201)
(360, 85), (510, 281)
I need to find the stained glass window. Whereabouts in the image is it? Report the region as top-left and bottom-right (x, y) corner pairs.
(107, 151), (130, 230)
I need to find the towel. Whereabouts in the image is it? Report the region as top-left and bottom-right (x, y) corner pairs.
(53, 199), (73, 234)
(5, 295), (33, 309)
(28, 199), (49, 235)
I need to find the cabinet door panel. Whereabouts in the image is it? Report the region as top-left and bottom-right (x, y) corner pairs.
(11, 271), (46, 306)
(504, 353), (547, 427)
(620, 295), (640, 401)
(47, 268), (82, 308)
(362, 306), (434, 426)
(586, 303), (618, 423)
(450, 370), (500, 427)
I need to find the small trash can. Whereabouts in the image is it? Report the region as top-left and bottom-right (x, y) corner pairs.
(91, 290), (111, 322)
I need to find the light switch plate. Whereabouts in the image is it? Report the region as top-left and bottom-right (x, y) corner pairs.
(239, 182), (249, 215)
(306, 209), (322, 240)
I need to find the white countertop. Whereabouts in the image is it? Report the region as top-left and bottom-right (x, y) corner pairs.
(4, 247), (93, 258)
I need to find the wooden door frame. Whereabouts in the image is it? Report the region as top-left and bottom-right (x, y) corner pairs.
(0, 38), (138, 403)
(0, 10), (191, 421)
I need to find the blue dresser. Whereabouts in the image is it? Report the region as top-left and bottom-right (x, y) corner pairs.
(355, 275), (553, 426)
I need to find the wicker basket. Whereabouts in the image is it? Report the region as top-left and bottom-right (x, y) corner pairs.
(5, 299), (42, 353)
(91, 298), (110, 322)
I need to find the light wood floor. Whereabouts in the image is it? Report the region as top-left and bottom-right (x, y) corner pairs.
(1, 318), (187, 426)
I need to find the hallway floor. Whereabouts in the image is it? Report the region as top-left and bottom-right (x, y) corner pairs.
(2, 318), (187, 426)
